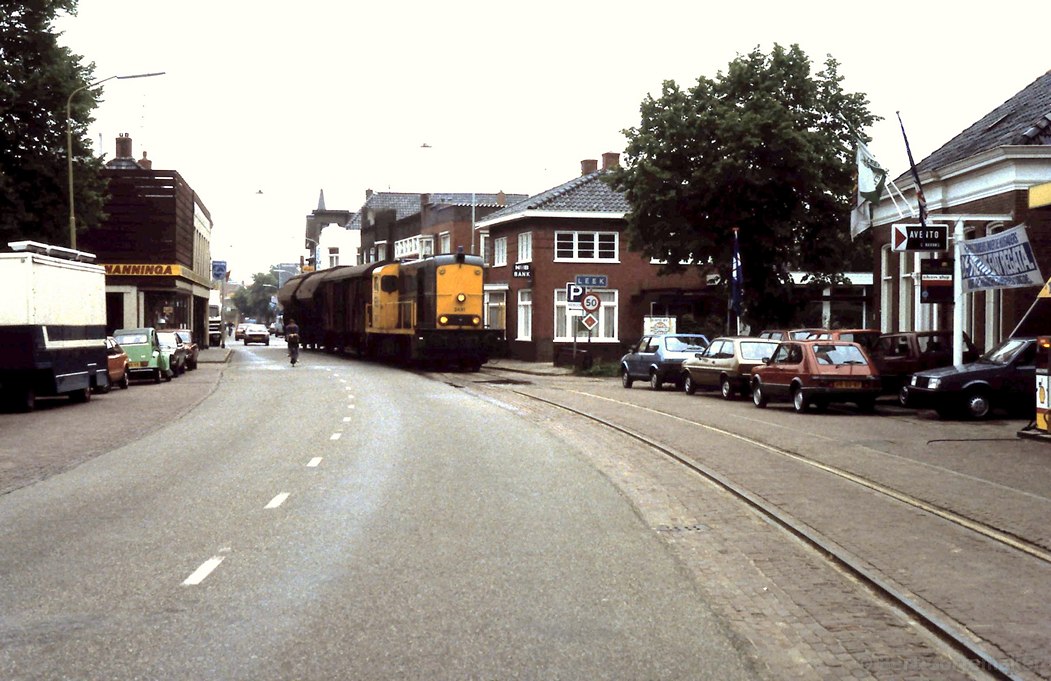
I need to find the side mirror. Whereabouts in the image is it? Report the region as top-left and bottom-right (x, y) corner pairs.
(761, 357), (771, 364)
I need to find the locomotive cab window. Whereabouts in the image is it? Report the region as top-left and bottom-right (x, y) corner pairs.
(380, 275), (399, 293)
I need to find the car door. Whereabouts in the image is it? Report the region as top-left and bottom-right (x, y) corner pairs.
(693, 340), (726, 388)
(1003, 341), (1037, 407)
(765, 342), (804, 399)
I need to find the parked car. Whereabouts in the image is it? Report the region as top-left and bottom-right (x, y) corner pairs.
(907, 337), (1038, 420)
(96, 336), (130, 393)
(234, 323), (249, 341)
(805, 329), (881, 354)
(113, 327), (172, 383)
(681, 336), (780, 399)
(172, 329), (199, 370)
(757, 328), (828, 341)
(750, 339), (882, 413)
(872, 330), (979, 405)
(157, 331), (188, 376)
(243, 323), (271, 346)
(621, 334), (710, 390)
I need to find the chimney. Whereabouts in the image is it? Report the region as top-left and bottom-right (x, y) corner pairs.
(581, 159), (598, 176)
(601, 152), (620, 171)
(497, 190), (506, 207)
(138, 151), (152, 170)
(365, 188), (374, 200)
(115, 133), (133, 159)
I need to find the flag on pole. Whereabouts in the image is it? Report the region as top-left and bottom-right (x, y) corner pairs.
(850, 141), (887, 239)
(730, 227), (743, 316)
(896, 111), (928, 228)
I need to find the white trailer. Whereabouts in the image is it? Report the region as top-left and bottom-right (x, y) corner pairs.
(0, 242), (109, 410)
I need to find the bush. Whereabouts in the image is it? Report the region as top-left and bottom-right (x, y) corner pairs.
(575, 360), (620, 377)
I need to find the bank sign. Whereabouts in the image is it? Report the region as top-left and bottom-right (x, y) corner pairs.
(960, 225), (1043, 293)
(104, 263), (183, 276)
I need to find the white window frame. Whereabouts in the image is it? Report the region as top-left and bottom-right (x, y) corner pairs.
(553, 231), (619, 262)
(328, 247), (340, 268)
(485, 289), (506, 329)
(517, 231), (532, 263)
(493, 236), (508, 267)
(554, 288), (618, 342)
(517, 289), (532, 341)
(439, 232), (451, 254)
(880, 244), (892, 333)
(478, 231), (490, 263)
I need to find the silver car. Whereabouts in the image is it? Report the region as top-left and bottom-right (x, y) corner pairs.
(620, 334), (710, 390)
(681, 336), (780, 399)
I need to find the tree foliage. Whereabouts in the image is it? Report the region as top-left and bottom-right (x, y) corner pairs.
(607, 44), (878, 327)
(1, 1), (107, 248)
(232, 272), (280, 322)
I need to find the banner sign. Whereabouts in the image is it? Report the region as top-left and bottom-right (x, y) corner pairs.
(960, 225), (1044, 293)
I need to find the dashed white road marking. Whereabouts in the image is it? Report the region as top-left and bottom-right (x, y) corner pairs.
(342, 416), (352, 422)
(183, 556), (224, 586)
(307, 457), (322, 467)
(265, 492), (290, 509)
(330, 433), (342, 441)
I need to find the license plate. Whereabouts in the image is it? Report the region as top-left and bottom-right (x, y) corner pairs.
(135, 361), (149, 368)
(836, 381), (862, 389)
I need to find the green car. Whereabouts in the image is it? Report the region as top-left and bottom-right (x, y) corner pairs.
(113, 327), (172, 383)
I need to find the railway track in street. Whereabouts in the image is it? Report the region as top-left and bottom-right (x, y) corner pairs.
(444, 373), (1049, 681)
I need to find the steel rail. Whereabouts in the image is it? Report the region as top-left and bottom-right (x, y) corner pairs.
(508, 387), (1025, 681)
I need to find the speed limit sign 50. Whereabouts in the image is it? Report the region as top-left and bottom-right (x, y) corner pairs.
(581, 293), (600, 313)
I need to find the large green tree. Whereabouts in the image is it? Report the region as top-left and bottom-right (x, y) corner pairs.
(607, 44), (877, 328)
(232, 272), (280, 323)
(1, 1), (107, 248)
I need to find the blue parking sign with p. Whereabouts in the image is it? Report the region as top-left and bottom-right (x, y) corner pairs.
(211, 260), (227, 281)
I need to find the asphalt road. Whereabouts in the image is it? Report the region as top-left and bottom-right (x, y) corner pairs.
(0, 346), (757, 680)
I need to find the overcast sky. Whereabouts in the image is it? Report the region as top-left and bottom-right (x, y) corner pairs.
(55, 1), (1048, 280)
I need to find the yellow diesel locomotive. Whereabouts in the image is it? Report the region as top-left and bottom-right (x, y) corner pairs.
(277, 252), (500, 370)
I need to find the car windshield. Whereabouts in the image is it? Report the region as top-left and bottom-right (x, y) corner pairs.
(982, 338), (1029, 364)
(115, 333), (147, 345)
(247, 325), (267, 332)
(811, 344), (868, 366)
(740, 341), (779, 360)
(665, 336), (706, 351)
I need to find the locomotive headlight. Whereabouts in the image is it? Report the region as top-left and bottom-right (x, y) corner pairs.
(439, 315), (449, 325)
(472, 316), (481, 326)
(456, 293), (467, 303)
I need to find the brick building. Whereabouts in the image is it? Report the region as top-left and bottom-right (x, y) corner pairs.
(869, 71), (1051, 350)
(78, 135), (216, 345)
(476, 153), (715, 364)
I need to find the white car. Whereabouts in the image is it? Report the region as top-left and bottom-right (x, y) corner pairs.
(243, 323), (270, 345)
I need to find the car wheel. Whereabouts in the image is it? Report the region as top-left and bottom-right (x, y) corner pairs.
(752, 381), (768, 408)
(792, 388), (809, 413)
(69, 386), (91, 403)
(649, 371), (662, 391)
(164, 369), (172, 382)
(683, 374), (696, 395)
(963, 389), (992, 420)
(621, 368), (633, 389)
(898, 385), (911, 407)
(21, 388), (36, 412)
(154, 368), (162, 384)
(119, 372), (129, 389)
(720, 376), (735, 401)
(265, 339), (270, 346)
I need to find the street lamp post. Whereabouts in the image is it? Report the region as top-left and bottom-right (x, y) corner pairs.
(66, 71), (165, 249)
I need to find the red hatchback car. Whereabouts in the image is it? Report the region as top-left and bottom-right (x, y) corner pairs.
(750, 340), (881, 413)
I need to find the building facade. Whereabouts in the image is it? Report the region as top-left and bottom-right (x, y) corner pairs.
(476, 154), (716, 364)
(869, 72), (1051, 351)
(78, 135), (216, 345)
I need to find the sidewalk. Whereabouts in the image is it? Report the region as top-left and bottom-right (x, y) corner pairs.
(483, 358), (574, 376)
(197, 346), (232, 364)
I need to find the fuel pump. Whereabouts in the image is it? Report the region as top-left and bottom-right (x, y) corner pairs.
(1037, 336), (1050, 435)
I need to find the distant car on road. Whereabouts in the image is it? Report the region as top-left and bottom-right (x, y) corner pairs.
(750, 339), (881, 413)
(907, 337), (1037, 420)
(172, 329), (199, 370)
(243, 323), (270, 346)
(805, 329), (881, 354)
(113, 327), (172, 383)
(620, 334), (709, 390)
(157, 331), (188, 376)
(681, 336), (779, 399)
(234, 323), (249, 341)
